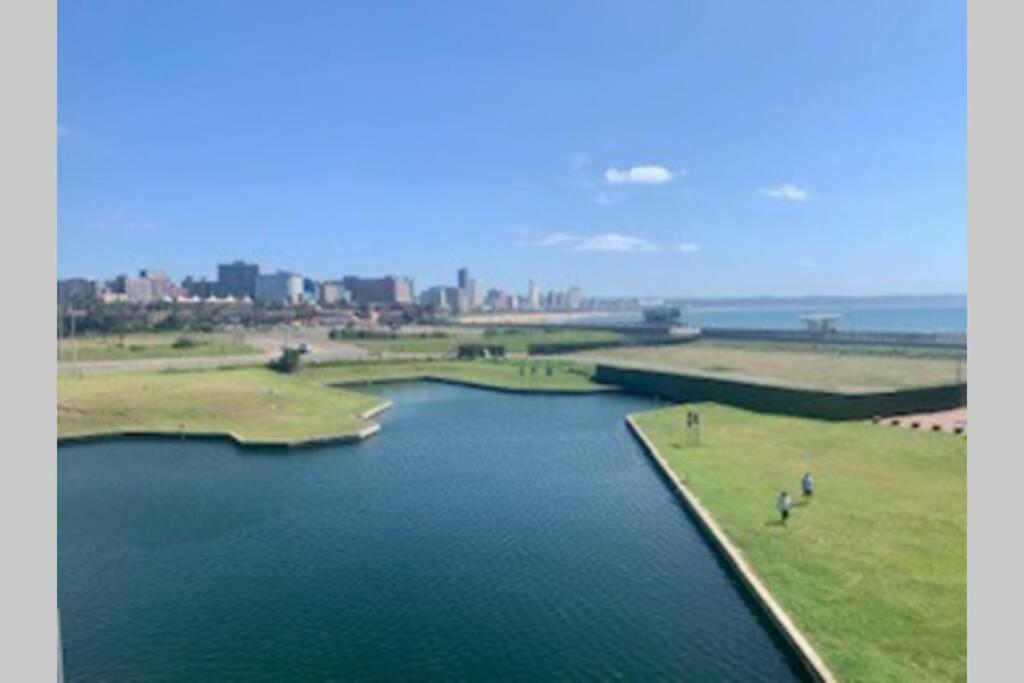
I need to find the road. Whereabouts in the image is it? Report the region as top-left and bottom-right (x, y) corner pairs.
(56, 329), (454, 375)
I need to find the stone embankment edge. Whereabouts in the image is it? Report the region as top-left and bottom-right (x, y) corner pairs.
(624, 414), (839, 683)
(328, 375), (618, 395)
(58, 400), (394, 450)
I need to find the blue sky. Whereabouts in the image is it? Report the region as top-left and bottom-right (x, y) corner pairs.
(58, 1), (966, 298)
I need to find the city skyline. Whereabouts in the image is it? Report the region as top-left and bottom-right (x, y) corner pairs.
(58, 1), (965, 297)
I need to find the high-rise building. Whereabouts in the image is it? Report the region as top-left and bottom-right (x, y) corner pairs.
(528, 280), (540, 310)
(57, 278), (99, 306)
(420, 286), (452, 311)
(217, 260), (260, 298)
(567, 286), (583, 309)
(457, 268), (470, 290)
(120, 269), (173, 304)
(139, 269), (173, 300)
(342, 276), (415, 306)
(181, 276), (217, 299)
(123, 276), (153, 304)
(254, 271), (304, 305)
(465, 277), (482, 310)
(319, 281), (350, 306)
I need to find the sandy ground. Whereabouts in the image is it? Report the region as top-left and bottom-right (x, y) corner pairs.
(872, 407), (967, 434)
(456, 311), (614, 325)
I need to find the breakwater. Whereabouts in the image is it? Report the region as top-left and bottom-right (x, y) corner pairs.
(700, 327), (967, 349)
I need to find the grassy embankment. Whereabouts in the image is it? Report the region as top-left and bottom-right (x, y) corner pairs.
(573, 338), (965, 392)
(344, 328), (626, 354)
(57, 367), (383, 445)
(58, 359), (605, 444)
(631, 403), (966, 682)
(297, 358), (605, 392)
(58, 332), (261, 362)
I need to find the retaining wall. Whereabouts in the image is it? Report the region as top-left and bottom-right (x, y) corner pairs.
(595, 365), (966, 420)
(625, 416), (837, 682)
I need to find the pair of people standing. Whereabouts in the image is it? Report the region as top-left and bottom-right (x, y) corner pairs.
(777, 472), (815, 524)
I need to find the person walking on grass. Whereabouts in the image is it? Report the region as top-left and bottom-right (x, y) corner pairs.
(777, 491), (793, 524)
(802, 472), (815, 499)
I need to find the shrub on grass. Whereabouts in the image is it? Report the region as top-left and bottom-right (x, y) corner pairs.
(269, 347), (302, 373)
(456, 344), (506, 359)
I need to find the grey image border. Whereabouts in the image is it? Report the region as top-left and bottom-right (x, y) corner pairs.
(1, 0), (57, 681)
(967, 0), (1023, 681)
(2, 0), (1012, 680)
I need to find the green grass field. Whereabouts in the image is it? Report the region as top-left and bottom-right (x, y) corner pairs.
(299, 358), (605, 392)
(58, 333), (262, 363)
(345, 328), (626, 354)
(632, 404), (966, 682)
(58, 367), (383, 444)
(574, 338), (965, 392)
(58, 359), (605, 444)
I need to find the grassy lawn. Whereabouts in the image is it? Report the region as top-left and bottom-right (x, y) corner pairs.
(574, 338), (965, 392)
(58, 367), (383, 444)
(58, 332), (262, 363)
(346, 328), (626, 354)
(632, 403), (966, 682)
(299, 358), (606, 392)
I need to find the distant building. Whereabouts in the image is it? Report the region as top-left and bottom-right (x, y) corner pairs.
(342, 276), (414, 306)
(255, 271), (304, 305)
(217, 260), (260, 298)
(182, 276), (217, 299)
(319, 281), (350, 306)
(420, 286), (452, 311)
(567, 286), (583, 310)
(57, 278), (98, 306)
(457, 268), (470, 290)
(302, 278), (320, 304)
(465, 277), (483, 310)
(528, 280), (540, 310)
(486, 288), (515, 311)
(140, 269), (173, 300)
(118, 269), (173, 304)
(123, 276), (153, 304)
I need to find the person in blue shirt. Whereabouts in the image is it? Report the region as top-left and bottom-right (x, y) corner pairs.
(802, 472), (815, 498)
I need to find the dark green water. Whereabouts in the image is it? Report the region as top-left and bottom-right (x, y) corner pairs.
(59, 382), (809, 681)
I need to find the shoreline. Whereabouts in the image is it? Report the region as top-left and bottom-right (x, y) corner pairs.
(58, 399), (393, 450)
(57, 377), (614, 449)
(625, 414), (837, 683)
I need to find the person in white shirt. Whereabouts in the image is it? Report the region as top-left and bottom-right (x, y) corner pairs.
(777, 491), (793, 524)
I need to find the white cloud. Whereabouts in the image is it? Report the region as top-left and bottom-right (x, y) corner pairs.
(516, 232), (580, 247)
(758, 183), (810, 201)
(673, 242), (701, 253)
(94, 214), (159, 232)
(574, 233), (662, 252)
(604, 165), (677, 185)
(593, 191), (622, 206)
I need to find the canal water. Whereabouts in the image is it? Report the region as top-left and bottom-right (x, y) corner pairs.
(59, 382), (809, 681)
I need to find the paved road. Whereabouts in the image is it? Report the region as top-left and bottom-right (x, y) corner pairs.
(56, 334), (451, 375)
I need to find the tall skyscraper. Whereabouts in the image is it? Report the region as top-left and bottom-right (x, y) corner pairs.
(218, 260), (260, 298)
(457, 268), (470, 290)
(528, 280), (540, 310)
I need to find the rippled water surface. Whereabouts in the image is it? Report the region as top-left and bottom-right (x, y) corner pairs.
(59, 382), (809, 681)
